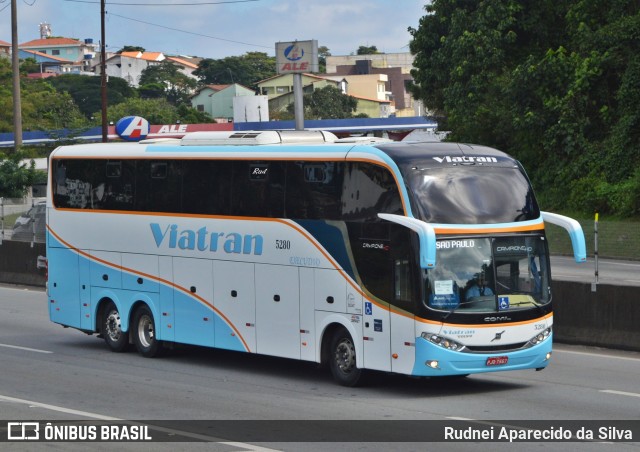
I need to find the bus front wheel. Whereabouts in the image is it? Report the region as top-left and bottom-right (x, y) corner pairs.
(132, 305), (162, 358)
(102, 301), (128, 352)
(329, 328), (363, 387)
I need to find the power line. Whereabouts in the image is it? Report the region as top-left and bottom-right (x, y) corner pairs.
(107, 12), (271, 49)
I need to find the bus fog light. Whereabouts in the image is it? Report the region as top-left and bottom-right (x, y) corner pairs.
(545, 352), (552, 361)
(426, 360), (440, 369)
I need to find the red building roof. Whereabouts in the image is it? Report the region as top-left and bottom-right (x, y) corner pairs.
(19, 37), (85, 47)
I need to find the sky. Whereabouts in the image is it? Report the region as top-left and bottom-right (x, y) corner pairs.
(1, 0), (428, 60)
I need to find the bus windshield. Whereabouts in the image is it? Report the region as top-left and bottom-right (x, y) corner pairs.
(404, 166), (540, 224)
(425, 236), (550, 313)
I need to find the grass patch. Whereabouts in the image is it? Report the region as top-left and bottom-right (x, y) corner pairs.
(545, 214), (640, 260)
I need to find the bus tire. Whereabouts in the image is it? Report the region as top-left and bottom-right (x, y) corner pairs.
(329, 328), (363, 387)
(132, 305), (162, 358)
(102, 301), (128, 352)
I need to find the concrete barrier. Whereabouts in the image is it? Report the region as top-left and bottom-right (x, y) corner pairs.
(552, 280), (640, 352)
(1, 242), (638, 352)
(0, 240), (46, 287)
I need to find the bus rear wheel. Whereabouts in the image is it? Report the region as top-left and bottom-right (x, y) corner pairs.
(132, 305), (162, 358)
(102, 301), (128, 352)
(329, 328), (363, 387)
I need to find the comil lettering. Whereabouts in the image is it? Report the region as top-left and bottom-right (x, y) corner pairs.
(432, 156), (498, 163)
(150, 223), (263, 255)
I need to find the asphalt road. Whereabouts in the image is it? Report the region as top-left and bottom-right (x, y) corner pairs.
(0, 285), (639, 451)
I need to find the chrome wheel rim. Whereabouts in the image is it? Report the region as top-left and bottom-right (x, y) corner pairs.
(105, 309), (122, 342)
(137, 314), (154, 348)
(334, 338), (356, 375)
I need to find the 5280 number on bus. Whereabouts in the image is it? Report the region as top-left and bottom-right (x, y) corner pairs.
(275, 240), (291, 250)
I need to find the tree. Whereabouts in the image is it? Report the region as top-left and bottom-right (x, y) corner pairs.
(19, 58), (41, 75)
(287, 85), (358, 119)
(318, 46), (331, 73)
(194, 52), (276, 89)
(356, 45), (380, 55)
(49, 74), (137, 119)
(0, 152), (37, 198)
(117, 46), (145, 54)
(95, 97), (211, 125)
(408, 0), (640, 215)
(138, 61), (197, 105)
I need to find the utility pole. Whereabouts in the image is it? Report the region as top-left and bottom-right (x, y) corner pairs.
(11, 0), (22, 150)
(100, 0), (108, 142)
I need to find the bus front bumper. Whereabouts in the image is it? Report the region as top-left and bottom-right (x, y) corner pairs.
(411, 334), (554, 377)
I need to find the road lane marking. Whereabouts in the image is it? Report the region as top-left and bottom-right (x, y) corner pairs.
(554, 349), (640, 362)
(600, 389), (640, 398)
(0, 393), (279, 450)
(0, 394), (118, 420)
(0, 343), (53, 354)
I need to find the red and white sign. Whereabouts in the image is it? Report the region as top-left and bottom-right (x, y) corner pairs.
(109, 122), (233, 140)
(276, 40), (318, 74)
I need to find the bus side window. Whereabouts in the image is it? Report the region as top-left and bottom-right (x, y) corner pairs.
(181, 160), (231, 216)
(286, 161), (343, 220)
(342, 162), (403, 221)
(230, 161), (285, 218)
(99, 160), (136, 211)
(136, 160), (182, 213)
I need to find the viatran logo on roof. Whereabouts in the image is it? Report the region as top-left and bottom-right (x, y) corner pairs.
(116, 116), (150, 141)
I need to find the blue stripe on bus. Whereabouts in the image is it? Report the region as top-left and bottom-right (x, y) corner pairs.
(293, 219), (356, 281)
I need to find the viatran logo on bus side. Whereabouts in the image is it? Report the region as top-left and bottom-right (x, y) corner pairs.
(432, 156), (498, 163)
(150, 223), (263, 255)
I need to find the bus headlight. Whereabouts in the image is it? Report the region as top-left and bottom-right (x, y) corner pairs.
(526, 327), (552, 346)
(421, 332), (466, 352)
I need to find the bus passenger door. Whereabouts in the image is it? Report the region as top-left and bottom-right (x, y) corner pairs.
(172, 257), (214, 347)
(255, 264), (300, 359)
(213, 261), (256, 353)
(390, 228), (420, 374)
(362, 299), (391, 371)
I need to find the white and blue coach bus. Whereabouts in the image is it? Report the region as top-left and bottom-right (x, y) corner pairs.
(46, 130), (586, 386)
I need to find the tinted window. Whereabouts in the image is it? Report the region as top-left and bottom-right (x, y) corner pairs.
(229, 161), (285, 218)
(182, 160), (232, 215)
(404, 167), (540, 224)
(52, 158), (405, 222)
(341, 162), (403, 221)
(286, 161), (343, 220)
(135, 160), (182, 213)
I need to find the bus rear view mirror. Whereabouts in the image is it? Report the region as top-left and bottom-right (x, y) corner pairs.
(541, 211), (587, 263)
(378, 213), (436, 269)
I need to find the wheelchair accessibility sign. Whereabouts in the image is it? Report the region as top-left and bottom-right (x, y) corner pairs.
(365, 301), (372, 315)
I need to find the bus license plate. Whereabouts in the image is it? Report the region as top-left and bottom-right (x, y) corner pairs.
(486, 356), (508, 366)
